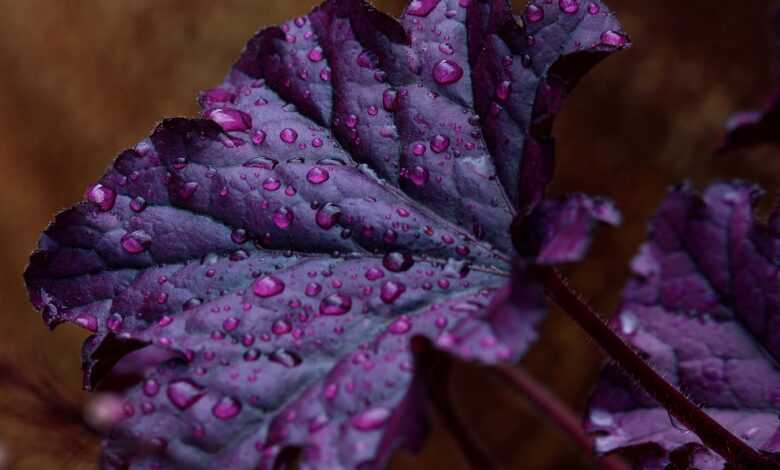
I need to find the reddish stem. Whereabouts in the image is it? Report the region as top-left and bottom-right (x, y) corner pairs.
(542, 266), (777, 470)
(494, 365), (628, 470)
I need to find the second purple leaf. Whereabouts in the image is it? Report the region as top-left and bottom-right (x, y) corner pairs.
(587, 182), (780, 469)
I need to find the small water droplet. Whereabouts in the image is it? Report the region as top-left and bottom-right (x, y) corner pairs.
(269, 349), (303, 368)
(121, 230), (152, 254)
(430, 134), (450, 153)
(315, 203), (342, 229)
(280, 128), (299, 144)
(85, 184), (116, 211)
(308, 46), (324, 62)
(383, 252), (414, 272)
(204, 107), (252, 132)
(526, 4), (544, 23)
(351, 407), (390, 431)
(307, 167), (330, 184)
(600, 30), (627, 47)
(273, 207), (295, 229)
(380, 280), (406, 304)
(559, 0), (579, 14)
(167, 380), (206, 410)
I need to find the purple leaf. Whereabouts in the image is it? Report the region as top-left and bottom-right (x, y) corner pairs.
(587, 182), (780, 469)
(718, 7), (780, 152)
(24, 0), (627, 468)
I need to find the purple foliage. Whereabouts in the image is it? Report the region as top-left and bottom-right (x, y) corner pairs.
(587, 182), (780, 469)
(23, 0), (627, 468)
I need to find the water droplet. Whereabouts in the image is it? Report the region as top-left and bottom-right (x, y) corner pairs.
(526, 4), (544, 23)
(143, 379), (160, 397)
(244, 348), (262, 361)
(307, 167), (330, 184)
(212, 396), (242, 420)
(365, 267), (385, 281)
(356, 50), (377, 69)
(280, 128), (299, 144)
(253, 276), (285, 297)
(351, 407), (390, 431)
(204, 107), (252, 132)
(263, 177), (281, 191)
(380, 281), (406, 304)
(600, 30), (627, 47)
(130, 196), (147, 212)
(559, 0), (579, 14)
(496, 80), (511, 101)
(121, 230), (152, 254)
(430, 134), (450, 153)
(620, 311), (638, 335)
(388, 317), (412, 334)
(408, 166), (429, 186)
(438, 42), (454, 55)
(308, 46), (324, 62)
(320, 293), (352, 315)
(412, 143), (427, 156)
(432, 59), (464, 85)
(167, 380), (206, 410)
(85, 184), (116, 211)
(243, 156), (278, 169)
(223, 317), (240, 331)
(382, 89), (399, 111)
(251, 130), (267, 145)
(269, 349), (302, 368)
(273, 207), (295, 229)
(231, 228), (248, 244)
(382, 252), (414, 272)
(587, 2), (600, 14)
(407, 0), (439, 17)
(305, 282), (322, 296)
(272, 319), (292, 335)
(345, 114), (359, 128)
(315, 203), (342, 229)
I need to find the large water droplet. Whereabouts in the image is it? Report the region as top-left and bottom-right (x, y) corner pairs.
(273, 207), (295, 229)
(167, 380), (206, 410)
(525, 4), (544, 23)
(351, 407), (391, 431)
(600, 30), (628, 47)
(382, 252), (414, 272)
(121, 230), (152, 254)
(432, 60), (464, 85)
(204, 107), (252, 132)
(280, 128), (299, 144)
(212, 396), (242, 420)
(430, 134), (450, 153)
(307, 167), (330, 184)
(85, 184), (116, 211)
(406, 0), (439, 17)
(308, 46), (324, 62)
(320, 293), (352, 315)
(253, 276), (286, 298)
(315, 203), (342, 230)
(558, 0), (579, 14)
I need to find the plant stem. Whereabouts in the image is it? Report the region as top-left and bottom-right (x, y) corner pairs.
(413, 337), (499, 470)
(542, 266), (777, 470)
(493, 365), (628, 470)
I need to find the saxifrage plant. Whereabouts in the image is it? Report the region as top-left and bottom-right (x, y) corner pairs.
(21, 0), (780, 469)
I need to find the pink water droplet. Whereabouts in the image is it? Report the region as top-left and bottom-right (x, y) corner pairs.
(130, 196), (147, 212)
(383, 252), (413, 272)
(382, 89), (399, 111)
(600, 30), (627, 47)
(74, 313), (98, 332)
(212, 396), (242, 420)
(272, 319), (292, 335)
(559, 0), (579, 14)
(412, 143), (427, 156)
(307, 167), (330, 184)
(525, 4), (544, 22)
(263, 177), (281, 191)
(121, 230), (151, 254)
(308, 46), (324, 62)
(345, 114), (359, 128)
(85, 184), (116, 211)
(201, 88), (236, 106)
(408, 166), (429, 186)
(388, 317), (412, 334)
(143, 379), (160, 397)
(432, 59), (464, 85)
(204, 107), (252, 132)
(231, 228), (248, 244)
(280, 128), (299, 143)
(315, 203), (342, 230)
(407, 0), (439, 17)
(430, 135), (450, 154)
(587, 2), (600, 14)
(496, 80), (512, 101)
(438, 43), (454, 55)
(380, 281), (406, 304)
(351, 407), (390, 431)
(223, 317), (240, 331)
(253, 276), (285, 297)
(320, 293), (352, 316)
(273, 207), (294, 229)
(167, 380), (205, 410)
(365, 267), (385, 281)
(305, 282), (322, 297)
(251, 130), (267, 145)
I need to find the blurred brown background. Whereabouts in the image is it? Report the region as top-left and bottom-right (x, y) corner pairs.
(0, 1), (778, 469)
